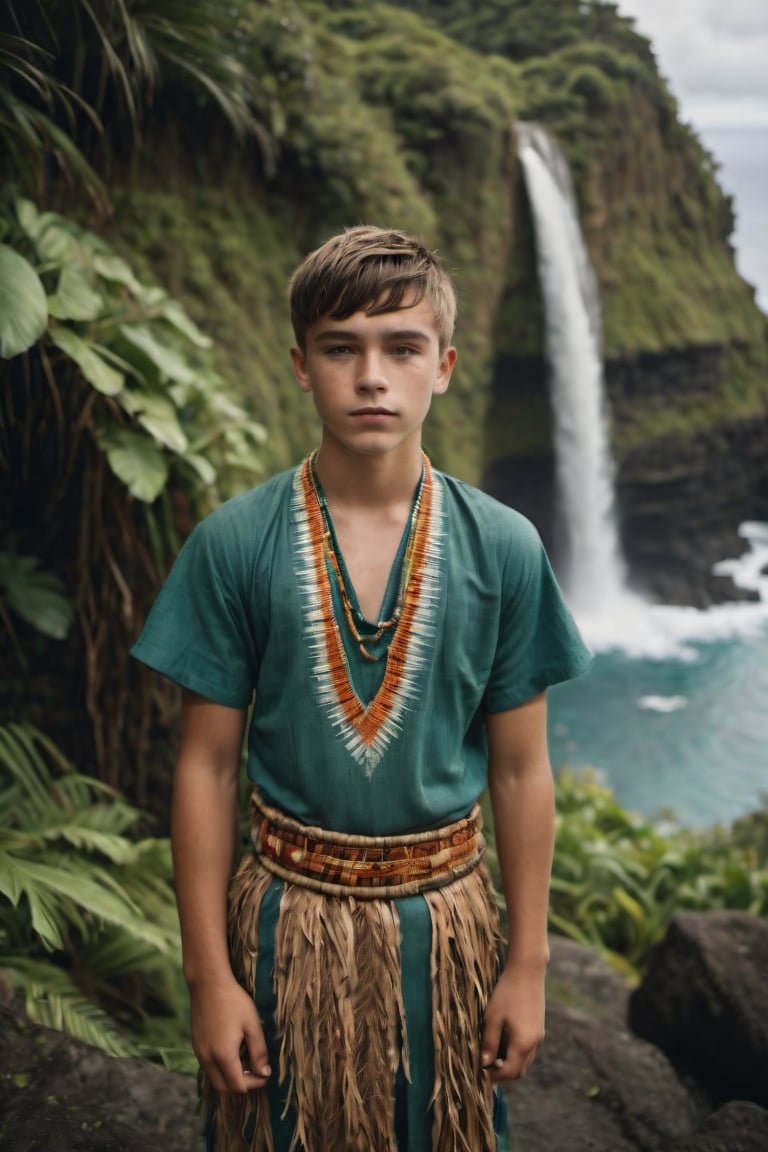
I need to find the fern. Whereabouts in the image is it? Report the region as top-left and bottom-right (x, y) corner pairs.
(2, 957), (138, 1057)
(0, 722), (185, 1061)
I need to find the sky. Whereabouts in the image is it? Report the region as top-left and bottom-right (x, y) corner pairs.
(615, 0), (768, 129)
(615, 0), (768, 310)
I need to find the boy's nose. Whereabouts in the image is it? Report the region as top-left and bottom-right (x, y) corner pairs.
(355, 352), (387, 391)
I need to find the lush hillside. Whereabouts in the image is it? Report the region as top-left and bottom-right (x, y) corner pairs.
(105, 0), (767, 486)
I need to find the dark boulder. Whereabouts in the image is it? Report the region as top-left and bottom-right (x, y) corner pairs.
(629, 911), (768, 1108)
(665, 1101), (768, 1152)
(0, 1002), (199, 1152)
(506, 1001), (695, 1152)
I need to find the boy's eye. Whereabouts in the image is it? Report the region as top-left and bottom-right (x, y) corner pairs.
(390, 345), (416, 358)
(326, 345), (354, 356)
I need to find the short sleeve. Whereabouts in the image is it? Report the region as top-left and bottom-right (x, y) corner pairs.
(483, 513), (593, 713)
(130, 510), (258, 708)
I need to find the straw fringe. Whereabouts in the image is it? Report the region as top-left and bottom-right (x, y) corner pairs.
(203, 852), (503, 1152)
(425, 864), (504, 1152)
(274, 885), (407, 1152)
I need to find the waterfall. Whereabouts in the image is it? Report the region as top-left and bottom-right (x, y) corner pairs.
(516, 123), (627, 614)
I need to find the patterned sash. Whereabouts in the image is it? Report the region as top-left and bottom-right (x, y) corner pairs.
(250, 790), (485, 898)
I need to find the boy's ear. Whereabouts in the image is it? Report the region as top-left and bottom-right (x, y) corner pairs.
(433, 346), (457, 396)
(290, 347), (312, 392)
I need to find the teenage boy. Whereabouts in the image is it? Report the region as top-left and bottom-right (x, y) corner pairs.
(131, 226), (592, 1152)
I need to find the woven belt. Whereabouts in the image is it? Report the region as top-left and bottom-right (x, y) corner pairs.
(249, 790), (486, 899)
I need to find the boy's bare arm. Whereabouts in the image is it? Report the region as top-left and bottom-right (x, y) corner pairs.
(481, 691), (554, 1083)
(172, 690), (271, 1092)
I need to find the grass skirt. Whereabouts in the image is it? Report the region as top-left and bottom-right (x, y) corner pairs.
(204, 850), (504, 1152)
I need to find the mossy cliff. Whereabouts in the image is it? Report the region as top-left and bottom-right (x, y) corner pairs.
(109, 0), (768, 602)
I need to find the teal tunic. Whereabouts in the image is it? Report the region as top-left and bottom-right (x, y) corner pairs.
(131, 459), (592, 1151)
(132, 462), (592, 832)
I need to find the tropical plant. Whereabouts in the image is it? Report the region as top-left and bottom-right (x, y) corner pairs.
(0, 193), (267, 801)
(482, 770), (768, 976)
(0, 720), (192, 1066)
(0, 21), (104, 204)
(0, 0), (274, 204)
(549, 771), (768, 971)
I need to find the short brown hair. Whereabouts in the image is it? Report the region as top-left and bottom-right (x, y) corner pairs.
(289, 226), (457, 352)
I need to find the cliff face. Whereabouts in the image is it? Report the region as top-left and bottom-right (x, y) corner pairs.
(486, 346), (768, 607)
(110, 0), (768, 606)
(470, 2), (768, 605)
(609, 350), (768, 606)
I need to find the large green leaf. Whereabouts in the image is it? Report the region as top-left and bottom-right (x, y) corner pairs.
(161, 299), (212, 349)
(92, 252), (143, 296)
(0, 244), (48, 358)
(119, 323), (195, 384)
(0, 552), (73, 639)
(0, 723), (59, 811)
(47, 263), (104, 321)
(184, 452), (217, 485)
(98, 427), (169, 501)
(32, 219), (74, 263)
(119, 388), (188, 452)
(49, 327), (124, 396)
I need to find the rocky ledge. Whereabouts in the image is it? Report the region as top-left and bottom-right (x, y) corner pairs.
(2, 910), (768, 1151)
(485, 345), (768, 609)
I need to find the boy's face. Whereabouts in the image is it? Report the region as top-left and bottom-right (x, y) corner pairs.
(290, 292), (456, 460)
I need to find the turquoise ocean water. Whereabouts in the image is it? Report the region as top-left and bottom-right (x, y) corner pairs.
(548, 628), (768, 829)
(547, 125), (768, 830)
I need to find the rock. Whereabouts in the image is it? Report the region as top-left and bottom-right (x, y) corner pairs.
(629, 911), (768, 1108)
(0, 935), (700, 1152)
(0, 1003), (199, 1152)
(505, 1001), (696, 1152)
(547, 934), (632, 1026)
(665, 1101), (768, 1152)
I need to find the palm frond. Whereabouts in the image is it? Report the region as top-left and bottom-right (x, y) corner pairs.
(2, 957), (139, 1056)
(0, 25), (105, 202)
(79, 926), (177, 981)
(79, 0), (274, 152)
(0, 721), (184, 1053)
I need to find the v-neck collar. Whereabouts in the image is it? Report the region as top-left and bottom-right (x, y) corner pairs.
(292, 452), (444, 775)
(310, 453), (424, 629)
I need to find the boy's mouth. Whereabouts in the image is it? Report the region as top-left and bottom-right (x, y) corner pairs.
(351, 406), (396, 416)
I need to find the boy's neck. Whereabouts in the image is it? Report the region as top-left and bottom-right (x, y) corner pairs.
(313, 441), (425, 509)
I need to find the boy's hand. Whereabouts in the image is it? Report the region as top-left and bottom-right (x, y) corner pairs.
(480, 965), (545, 1083)
(190, 976), (271, 1093)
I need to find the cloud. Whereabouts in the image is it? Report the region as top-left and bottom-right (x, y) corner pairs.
(617, 0), (768, 126)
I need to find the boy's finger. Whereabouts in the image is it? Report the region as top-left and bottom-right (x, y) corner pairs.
(243, 1031), (271, 1080)
(215, 1054), (253, 1094)
(480, 1022), (504, 1070)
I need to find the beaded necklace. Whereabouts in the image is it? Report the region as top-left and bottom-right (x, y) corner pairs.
(308, 451), (426, 662)
(294, 451), (441, 771)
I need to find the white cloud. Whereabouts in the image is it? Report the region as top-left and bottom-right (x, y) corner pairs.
(616, 0), (768, 127)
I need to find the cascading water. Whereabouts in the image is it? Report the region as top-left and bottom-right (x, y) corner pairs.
(516, 123), (627, 614)
(516, 130), (768, 827)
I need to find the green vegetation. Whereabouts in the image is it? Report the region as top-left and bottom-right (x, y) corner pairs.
(1, 195), (266, 790)
(0, 720), (190, 1067)
(485, 772), (768, 978)
(102, 0), (767, 481)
